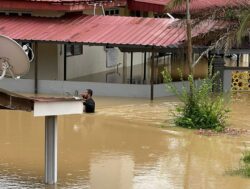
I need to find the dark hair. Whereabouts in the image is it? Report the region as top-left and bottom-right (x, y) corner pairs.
(86, 89), (93, 96)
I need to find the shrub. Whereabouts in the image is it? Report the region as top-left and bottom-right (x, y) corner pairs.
(242, 151), (250, 164)
(229, 151), (250, 177)
(161, 68), (229, 131)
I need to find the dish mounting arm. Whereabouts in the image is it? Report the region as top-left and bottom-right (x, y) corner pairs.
(0, 57), (19, 80)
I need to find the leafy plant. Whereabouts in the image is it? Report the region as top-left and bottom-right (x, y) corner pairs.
(242, 151), (250, 164)
(162, 67), (229, 131)
(228, 150), (250, 177)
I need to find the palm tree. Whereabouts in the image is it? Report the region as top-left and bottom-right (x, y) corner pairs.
(166, 0), (250, 66)
(236, 9), (250, 46)
(168, 0), (193, 75)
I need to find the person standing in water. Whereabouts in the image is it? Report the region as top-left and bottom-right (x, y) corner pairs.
(81, 89), (95, 113)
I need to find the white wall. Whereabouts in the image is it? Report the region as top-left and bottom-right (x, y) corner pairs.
(67, 46), (146, 80)
(22, 43), (150, 82)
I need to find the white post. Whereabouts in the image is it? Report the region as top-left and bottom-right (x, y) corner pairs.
(45, 116), (57, 184)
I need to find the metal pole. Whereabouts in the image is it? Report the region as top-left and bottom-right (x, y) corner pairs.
(237, 54), (240, 67)
(143, 52), (147, 82)
(64, 44), (67, 81)
(123, 52), (127, 83)
(45, 116), (57, 184)
(130, 52), (133, 84)
(34, 42), (38, 94)
(150, 50), (155, 101)
(156, 55), (159, 83)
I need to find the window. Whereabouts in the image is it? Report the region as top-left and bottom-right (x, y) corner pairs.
(66, 44), (83, 56)
(105, 9), (120, 16)
(130, 10), (141, 17)
(240, 54), (250, 67)
(18, 42), (33, 60)
(3, 11), (31, 16)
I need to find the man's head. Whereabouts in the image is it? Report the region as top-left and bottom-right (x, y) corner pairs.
(81, 89), (93, 99)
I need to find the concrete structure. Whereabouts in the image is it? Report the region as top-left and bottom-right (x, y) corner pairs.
(0, 89), (83, 184)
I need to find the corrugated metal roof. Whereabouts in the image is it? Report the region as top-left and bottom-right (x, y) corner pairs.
(27, 0), (91, 2)
(0, 0), (126, 11)
(0, 14), (228, 47)
(133, 0), (170, 6)
(128, 0), (169, 13)
(2, 0), (114, 3)
(129, 0), (250, 13)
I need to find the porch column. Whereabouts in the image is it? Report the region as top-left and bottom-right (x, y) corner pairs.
(64, 44), (67, 81)
(45, 116), (58, 184)
(150, 50), (155, 100)
(143, 52), (147, 83)
(213, 55), (225, 92)
(34, 42), (38, 94)
(122, 52), (127, 83)
(130, 52), (133, 84)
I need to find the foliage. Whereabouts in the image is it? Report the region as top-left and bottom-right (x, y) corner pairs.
(242, 151), (250, 164)
(166, 0), (250, 50)
(162, 67), (229, 131)
(229, 151), (250, 177)
(236, 9), (250, 45)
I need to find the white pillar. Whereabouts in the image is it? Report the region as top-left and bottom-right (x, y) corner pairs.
(45, 116), (57, 184)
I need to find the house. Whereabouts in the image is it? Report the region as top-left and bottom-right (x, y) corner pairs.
(0, 0), (244, 98)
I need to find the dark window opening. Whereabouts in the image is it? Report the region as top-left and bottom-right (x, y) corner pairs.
(105, 9), (120, 16)
(130, 10), (141, 17)
(115, 10), (119, 15)
(66, 44), (83, 57)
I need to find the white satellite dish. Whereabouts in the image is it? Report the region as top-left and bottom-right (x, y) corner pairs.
(0, 35), (31, 79)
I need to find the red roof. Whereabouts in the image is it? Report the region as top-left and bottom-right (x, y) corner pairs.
(128, 0), (250, 13)
(0, 14), (228, 47)
(26, 0), (92, 2)
(128, 0), (170, 13)
(0, 0), (126, 11)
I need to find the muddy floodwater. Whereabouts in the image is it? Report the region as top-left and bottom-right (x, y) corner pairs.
(0, 93), (250, 189)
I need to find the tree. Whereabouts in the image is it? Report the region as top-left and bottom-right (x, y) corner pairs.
(236, 9), (250, 46)
(162, 0), (249, 131)
(166, 0), (250, 67)
(168, 0), (193, 74)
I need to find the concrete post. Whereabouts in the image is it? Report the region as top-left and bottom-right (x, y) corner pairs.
(150, 50), (155, 100)
(45, 116), (57, 184)
(213, 55), (225, 92)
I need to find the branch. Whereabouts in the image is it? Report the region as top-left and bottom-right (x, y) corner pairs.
(192, 31), (236, 68)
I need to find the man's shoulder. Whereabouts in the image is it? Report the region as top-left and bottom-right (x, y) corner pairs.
(89, 98), (95, 102)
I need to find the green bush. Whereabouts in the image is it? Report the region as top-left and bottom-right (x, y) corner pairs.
(162, 68), (229, 131)
(229, 151), (250, 177)
(242, 151), (250, 164)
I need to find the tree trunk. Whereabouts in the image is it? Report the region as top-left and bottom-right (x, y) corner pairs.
(186, 0), (193, 75)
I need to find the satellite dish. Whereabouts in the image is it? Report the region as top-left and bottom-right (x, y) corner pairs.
(0, 35), (31, 80)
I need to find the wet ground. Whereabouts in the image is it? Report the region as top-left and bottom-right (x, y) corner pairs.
(0, 93), (249, 189)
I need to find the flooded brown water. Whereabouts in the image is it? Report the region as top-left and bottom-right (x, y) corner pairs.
(0, 93), (250, 189)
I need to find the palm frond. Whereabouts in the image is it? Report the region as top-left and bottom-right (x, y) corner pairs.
(236, 10), (250, 45)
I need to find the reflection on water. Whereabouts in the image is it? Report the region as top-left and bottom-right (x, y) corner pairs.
(0, 93), (249, 188)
